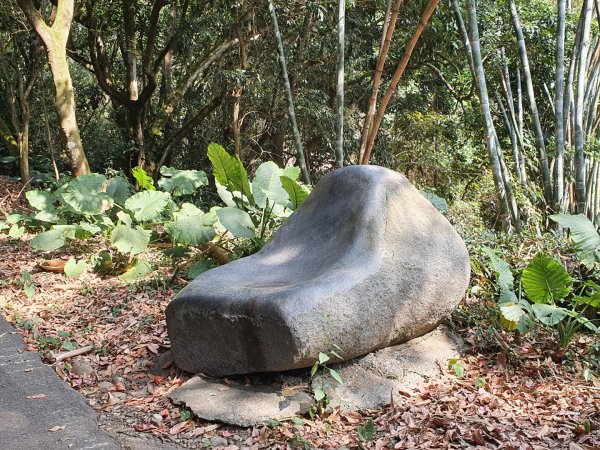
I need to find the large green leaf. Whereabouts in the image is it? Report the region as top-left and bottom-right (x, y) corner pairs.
(165, 205), (216, 245)
(105, 177), (131, 204)
(280, 176), (309, 210)
(252, 162), (290, 208)
(482, 247), (514, 291)
(124, 191), (171, 222)
(207, 143), (253, 204)
(30, 229), (67, 251)
(62, 174), (112, 214)
(26, 190), (56, 212)
(158, 167), (208, 196)
(550, 214), (600, 269)
(64, 258), (86, 278)
(216, 207), (256, 238)
(522, 252), (572, 304)
(111, 224), (151, 256)
(132, 166), (156, 190)
(120, 259), (153, 283)
(532, 303), (569, 326)
(419, 191), (449, 213)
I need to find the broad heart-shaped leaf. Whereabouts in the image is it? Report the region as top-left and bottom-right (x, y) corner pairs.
(499, 302), (526, 323)
(280, 176), (309, 210)
(131, 166), (156, 190)
(64, 258), (86, 278)
(281, 166), (301, 181)
(111, 224), (151, 256)
(419, 190), (449, 213)
(105, 177), (131, 204)
(0, 221), (9, 231)
(26, 190), (56, 212)
(62, 174), (113, 214)
(30, 229), (67, 251)
(522, 252), (572, 304)
(532, 303), (569, 326)
(252, 161), (290, 208)
(124, 191), (171, 222)
(216, 207), (256, 238)
(120, 259), (153, 283)
(550, 214), (600, 269)
(207, 143), (254, 204)
(8, 224), (24, 239)
(187, 259), (214, 279)
(165, 212), (216, 245)
(158, 167), (208, 196)
(482, 247), (514, 291)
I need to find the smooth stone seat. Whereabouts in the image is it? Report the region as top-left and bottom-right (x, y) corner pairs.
(166, 165), (470, 376)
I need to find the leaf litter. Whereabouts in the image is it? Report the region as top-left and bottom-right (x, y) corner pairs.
(0, 175), (599, 449)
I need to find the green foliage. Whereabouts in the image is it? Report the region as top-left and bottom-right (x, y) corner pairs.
(550, 214), (600, 269)
(357, 419), (375, 442)
(448, 358), (465, 378)
(158, 166), (208, 196)
(522, 253), (572, 303)
(125, 191), (171, 222)
(208, 144), (309, 254)
(132, 166), (156, 191)
(309, 346), (343, 418)
(64, 258), (86, 278)
(420, 191), (449, 213)
(482, 245), (598, 348)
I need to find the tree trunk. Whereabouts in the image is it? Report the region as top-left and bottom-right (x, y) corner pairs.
(574, 0), (593, 214)
(359, 0), (403, 164)
(335, 0), (345, 168)
(465, 0), (515, 232)
(555, 0), (567, 211)
(362, 0), (440, 165)
(268, 0), (310, 184)
(17, 0), (89, 176)
(510, 0), (552, 204)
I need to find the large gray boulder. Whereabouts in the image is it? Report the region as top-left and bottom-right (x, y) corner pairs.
(166, 165), (470, 376)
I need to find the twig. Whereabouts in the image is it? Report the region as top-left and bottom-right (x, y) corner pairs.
(53, 345), (94, 362)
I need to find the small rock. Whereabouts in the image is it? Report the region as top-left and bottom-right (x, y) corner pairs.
(151, 414), (163, 426)
(97, 381), (113, 391)
(72, 359), (93, 378)
(211, 436), (228, 447)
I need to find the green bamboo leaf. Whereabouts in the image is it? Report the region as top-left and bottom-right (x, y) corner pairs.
(522, 252), (572, 303)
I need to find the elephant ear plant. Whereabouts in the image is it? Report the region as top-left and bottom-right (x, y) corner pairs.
(480, 215), (600, 349)
(0, 143), (310, 282)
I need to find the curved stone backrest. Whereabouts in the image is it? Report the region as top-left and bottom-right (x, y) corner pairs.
(166, 165), (470, 376)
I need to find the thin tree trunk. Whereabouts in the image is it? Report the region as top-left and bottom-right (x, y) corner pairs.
(510, 0), (552, 203)
(268, 0), (310, 184)
(17, 0), (90, 176)
(335, 0), (345, 168)
(460, 0), (513, 231)
(555, 0), (567, 211)
(358, 0), (403, 163)
(465, 0), (515, 232)
(362, 0), (440, 164)
(574, 0), (593, 214)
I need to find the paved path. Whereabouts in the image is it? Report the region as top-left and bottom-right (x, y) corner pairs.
(0, 316), (121, 450)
